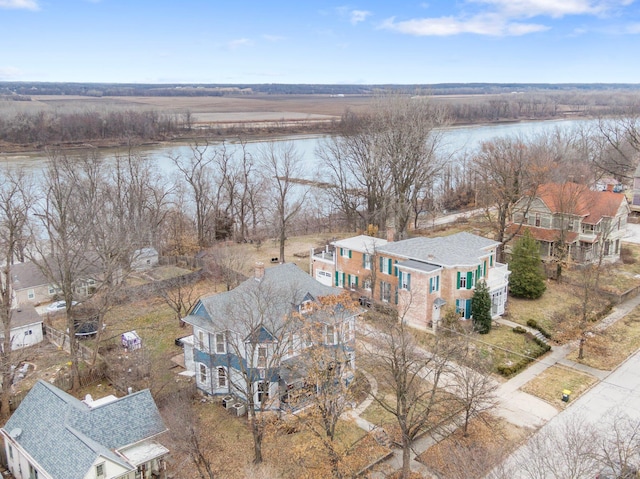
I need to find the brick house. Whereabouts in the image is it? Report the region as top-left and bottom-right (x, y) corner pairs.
(311, 232), (510, 332)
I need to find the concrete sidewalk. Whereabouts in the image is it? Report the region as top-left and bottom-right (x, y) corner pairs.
(349, 290), (640, 477)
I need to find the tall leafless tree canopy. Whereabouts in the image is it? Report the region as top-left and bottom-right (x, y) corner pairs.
(317, 94), (448, 237)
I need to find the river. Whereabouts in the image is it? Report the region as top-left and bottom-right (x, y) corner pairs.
(0, 118), (594, 178)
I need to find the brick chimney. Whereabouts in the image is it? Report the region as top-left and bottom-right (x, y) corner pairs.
(386, 227), (395, 243)
(254, 261), (265, 281)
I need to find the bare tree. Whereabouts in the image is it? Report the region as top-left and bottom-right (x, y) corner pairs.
(171, 143), (219, 249)
(0, 168), (33, 417)
(162, 388), (217, 479)
(259, 141), (309, 263)
(159, 276), (199, 327)
(289, 293), (359, 479)
(361, 313), (460, 479)
(372, 94), (448, 239)
(474, 136), (552, 261)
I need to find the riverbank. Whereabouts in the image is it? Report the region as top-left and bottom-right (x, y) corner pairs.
(0, 114), (595, 158)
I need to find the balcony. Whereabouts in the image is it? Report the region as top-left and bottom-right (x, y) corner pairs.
(311, 248), (335, 264)
(486, 262), (510, 290)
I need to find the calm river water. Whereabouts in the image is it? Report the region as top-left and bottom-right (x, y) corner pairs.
(0, 118), (594, 179)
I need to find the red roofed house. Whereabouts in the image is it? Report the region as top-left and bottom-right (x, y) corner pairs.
(508, 182), (629, 263)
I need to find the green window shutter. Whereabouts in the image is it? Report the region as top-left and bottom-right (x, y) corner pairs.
(477, 265), (482, 279)
(362, 254), (366, 268)
(466, 299), (472, 319)
(342, 272), (346, 286)
(340, 248), (343, 256)
(355, 276), (359, 287)
(394, 260), (398, 276)
(467, 271), (473, 289)
(429, 277), (433, 293)
(348, 249), (352, 258)
(407, 273), (411, 290)
(388, 259), (393, 275)
(394, 286), (398, 304)
(456, 271), (461, 289)
(436, 275), (440, 291)
(335, 271), (339, 286)
(484, 260), (487, 276)
(398, 271), (402, 286)
(490, 255), (494, 267)
(380, 256), (384, 272)
(347, 274), (351, 286)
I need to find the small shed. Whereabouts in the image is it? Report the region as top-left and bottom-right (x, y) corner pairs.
(122, 331), (142, 351)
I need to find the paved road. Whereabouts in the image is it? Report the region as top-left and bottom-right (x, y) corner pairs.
(496, 347), (640, 478)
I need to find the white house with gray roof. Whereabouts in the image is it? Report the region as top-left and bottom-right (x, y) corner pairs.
(1, 380), (168, 479)
(322, 232), (510, 331)
(181, 262), (359, 412)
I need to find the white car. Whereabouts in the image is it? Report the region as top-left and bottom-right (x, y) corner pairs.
(46, 300), (78, 312)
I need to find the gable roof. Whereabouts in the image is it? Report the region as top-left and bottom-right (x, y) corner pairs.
(183, 263), (346, 336)
(377, 232), (498, 268)
(10, 261), (49, 291)
(534, 182), (627, 225)
(2, 381), (166, 479)
(5, 305), (42, 332)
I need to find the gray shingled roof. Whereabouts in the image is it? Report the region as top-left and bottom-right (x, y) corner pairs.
(2, 380), (166, 479)
(10, 261), (49, 291)
(183, 263), (345, 336)
(6, 305), (42, 331)
(378, 232), (498, 267)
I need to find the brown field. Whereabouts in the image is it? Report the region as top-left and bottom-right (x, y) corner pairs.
(24, 93), (376, 123)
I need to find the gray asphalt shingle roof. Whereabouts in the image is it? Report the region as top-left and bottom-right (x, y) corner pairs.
(2, 380), (166, 479)
(378, 232), (498, 267)
(183, 263), (345, 336)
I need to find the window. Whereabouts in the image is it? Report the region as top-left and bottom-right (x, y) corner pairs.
(380, 281), (391, 303)
(325, 325), (336, 345)
(217, 367), (226, 388)
(459, 274), (466, 289)
(199, 364), (207, 383)
(336, 271), (345, 287)
(429, 275), (440, 293)
(340, 248), (351, 258)
(29, 464), (38, 479)
(363, 253), (372, 270)
(363, 279), (372, 291)
(96, 463), (105, 479)
(399, 271), (411, 291)
(299, 300), (313, 314)
(27, 289), (35, 300)
(257, 346), (267, 368)
(379, 257), (394, 275)
(197, 330), (205, 350)
(349, 274), (358, 290)
(8, 444), (12, 459)
(535, 213), (541, 227)
(215, 332), (226, 354)
(257, 381), (269, 403)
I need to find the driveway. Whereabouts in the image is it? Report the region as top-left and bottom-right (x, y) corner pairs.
(623, 222), (640, 244)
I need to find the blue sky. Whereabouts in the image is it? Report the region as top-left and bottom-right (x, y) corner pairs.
(1, 0), (639, 84)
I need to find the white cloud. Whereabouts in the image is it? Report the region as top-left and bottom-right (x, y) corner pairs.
(228, 38), (253, 50)
(380, 14), (548, 36)
(0, 66), (23, 79)
(263, 34), (285, 42)
(0, 0), (39, 10)
(350, 9), (372, 25)
(470, 0), (603, 18)
(624, 22), (640, 33)
(380, 0), (634, 37)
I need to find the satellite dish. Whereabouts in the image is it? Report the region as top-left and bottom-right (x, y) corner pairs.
(9, 428), (22, 439)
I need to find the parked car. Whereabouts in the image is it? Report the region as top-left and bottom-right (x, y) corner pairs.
(46, 300), (78, 313)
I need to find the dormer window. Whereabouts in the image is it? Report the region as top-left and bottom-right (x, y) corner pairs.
(299, 300), (314, 314)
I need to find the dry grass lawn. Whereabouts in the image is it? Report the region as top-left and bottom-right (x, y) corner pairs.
(418, 414), (530, 478)
(565, 306), (640, 370)
(521, 365), (597, 408)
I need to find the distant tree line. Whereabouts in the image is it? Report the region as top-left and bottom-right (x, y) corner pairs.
(0, 109), (189, 145)
(5, 81), (640, 97)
